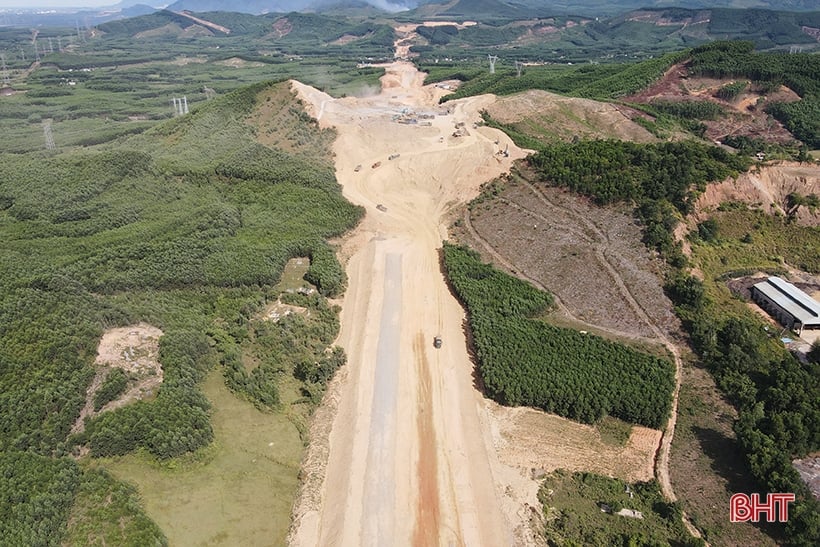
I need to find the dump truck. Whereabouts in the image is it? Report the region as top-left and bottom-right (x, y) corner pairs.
(433, 336), (442, 349)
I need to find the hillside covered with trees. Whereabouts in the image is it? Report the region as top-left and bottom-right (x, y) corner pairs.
(0, 80), (361, 544)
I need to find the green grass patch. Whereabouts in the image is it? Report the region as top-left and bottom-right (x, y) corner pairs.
(540, 470), (700, 546)
(102, 370), (301, 546)
(595, 416), (633, 447)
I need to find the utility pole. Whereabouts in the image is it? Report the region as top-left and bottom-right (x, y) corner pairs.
(488, 54), (498, 74)
(43, 119), (56, 151)
(1, 54), (10, 86)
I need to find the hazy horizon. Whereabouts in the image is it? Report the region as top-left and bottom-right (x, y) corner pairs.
(0, 1), (133, 8)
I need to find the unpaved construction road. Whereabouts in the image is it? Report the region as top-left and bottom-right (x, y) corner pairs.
(289, 63), (527, 546)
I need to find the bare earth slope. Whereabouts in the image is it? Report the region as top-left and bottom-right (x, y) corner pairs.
(485, 89), (657, 144)
(289, 63), (527, 546)
(696, 161), (820, 226)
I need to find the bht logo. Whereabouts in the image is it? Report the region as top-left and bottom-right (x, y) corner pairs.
(730, 493), (795, 523)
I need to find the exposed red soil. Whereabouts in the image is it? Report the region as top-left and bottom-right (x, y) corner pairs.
(695, 161), (820, 227)
(625, 62), (801, 144)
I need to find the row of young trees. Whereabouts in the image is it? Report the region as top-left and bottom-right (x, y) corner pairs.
(443, 243), (675, 428)
(436, 51), (686, 104)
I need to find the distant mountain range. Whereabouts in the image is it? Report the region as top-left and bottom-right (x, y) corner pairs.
(0, 0), (818, 27)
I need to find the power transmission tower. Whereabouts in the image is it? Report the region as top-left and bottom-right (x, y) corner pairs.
(48, 37), (54, 54)
(488, 54), (498, 74)
(57, 36), (63, 52)
(1, 54), (10, 86)
(203, 85), (216, 100)
(515, 61), (523, 78)
(43, 119), (56, 151)
(19, 47), (26, 63)
(76, 21), (84, 43)
(172, 97), (189, 116)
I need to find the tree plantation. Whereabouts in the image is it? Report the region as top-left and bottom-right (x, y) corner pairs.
(443, 243), (675, 429)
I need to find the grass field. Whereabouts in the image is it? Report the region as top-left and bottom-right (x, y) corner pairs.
(102, 370), (302, 546)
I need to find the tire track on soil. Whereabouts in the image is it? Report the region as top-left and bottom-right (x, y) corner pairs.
(465, 183), (705, 542)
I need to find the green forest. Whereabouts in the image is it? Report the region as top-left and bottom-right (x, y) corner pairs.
(517, 136), (818, 544)
(442, 243), (675, 428)
(0, 81), (361, 544)
(428, 50), (688, 103)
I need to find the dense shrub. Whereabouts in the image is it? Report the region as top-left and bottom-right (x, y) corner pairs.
(93, 368), (129, 411)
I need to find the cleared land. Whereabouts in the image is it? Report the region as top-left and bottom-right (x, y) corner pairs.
(695, 161), (820, 227)
(484, 90), (656, 144)
(290, 63), (533, 546)
(288, 62), (692, 546)
(625, 62), (800, 144)
(453, 173), (680, 341)
(71, 324), (164, 436)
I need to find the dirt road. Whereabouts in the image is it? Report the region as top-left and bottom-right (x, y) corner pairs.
(289, 63), (527, 546)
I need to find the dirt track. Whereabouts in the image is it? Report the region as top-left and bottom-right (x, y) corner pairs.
(289, 63), (528, 546)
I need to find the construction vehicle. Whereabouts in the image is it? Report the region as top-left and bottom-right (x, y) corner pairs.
(376, 204), (387, 212)
(433, 336), (442, 349)
(354, 164), (362, 172)
(388, 153), (400, 160)
(372, 161), (381, 169)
